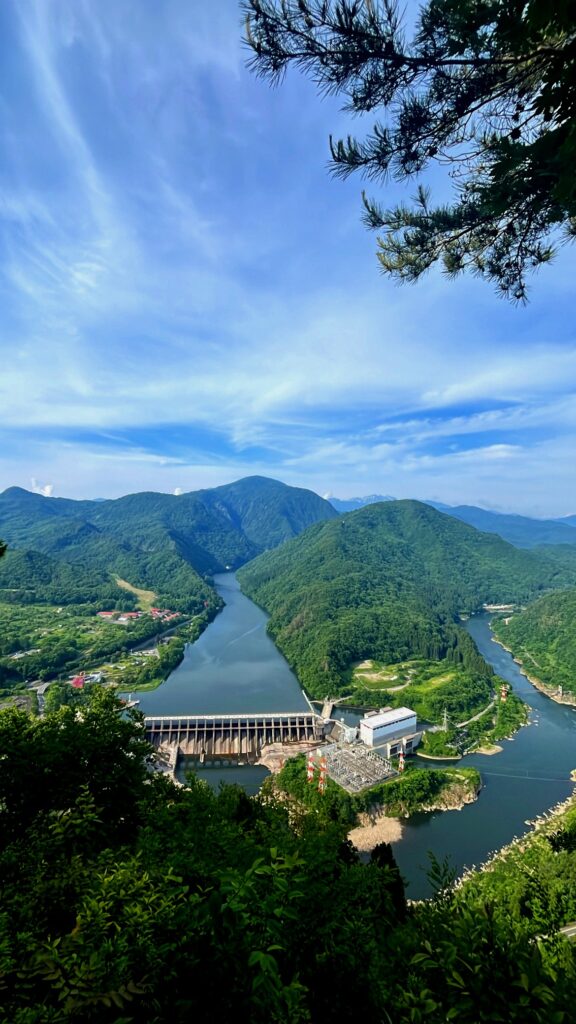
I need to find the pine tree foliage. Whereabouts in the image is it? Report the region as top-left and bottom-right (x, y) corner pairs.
(243, 0), (576, 300)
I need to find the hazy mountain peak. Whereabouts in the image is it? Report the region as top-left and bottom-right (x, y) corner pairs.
(328, 493), (396, 513)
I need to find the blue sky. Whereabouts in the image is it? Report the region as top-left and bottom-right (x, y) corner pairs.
(0, 0), (575, 516)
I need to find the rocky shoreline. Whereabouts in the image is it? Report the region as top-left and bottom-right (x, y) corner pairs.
(420, 774), (482, 814)
(348, 811), (404, 850)
(491, 636), (576, 707)
(349, 774), (482, 853)
(456, 788), (576, 891)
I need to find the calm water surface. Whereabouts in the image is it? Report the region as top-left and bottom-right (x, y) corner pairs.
(175, 761), (270, 795)
(135, 573), (308, 716)
(393, 614), (576, 898)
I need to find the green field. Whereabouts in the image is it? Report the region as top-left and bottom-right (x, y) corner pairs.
(346, 657), (493, 722)
(345, 656), (527, 755)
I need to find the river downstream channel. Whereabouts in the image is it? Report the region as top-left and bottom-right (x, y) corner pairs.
(135, 573), (576, 898)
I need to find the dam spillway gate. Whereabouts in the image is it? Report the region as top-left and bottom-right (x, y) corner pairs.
(145, 711), (323, 759)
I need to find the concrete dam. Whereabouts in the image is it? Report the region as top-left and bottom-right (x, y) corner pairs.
(145, 711), (323, 760)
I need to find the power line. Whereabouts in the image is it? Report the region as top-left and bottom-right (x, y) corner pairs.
(479, 769), (574, 783)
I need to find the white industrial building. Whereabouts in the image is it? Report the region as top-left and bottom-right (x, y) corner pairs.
(359, 707), (421, 756)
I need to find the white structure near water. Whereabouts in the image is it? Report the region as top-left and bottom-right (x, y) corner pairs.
(359, 706), (421, 756)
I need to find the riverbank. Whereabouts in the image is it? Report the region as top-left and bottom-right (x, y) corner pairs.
(348, 771), (482, 853)
(456, 787), (576, 892)
(417, 751), (461, 761)
(349, 811), (403, 850)
(418, 771), (482, 814)
(491, 636), (576, 707)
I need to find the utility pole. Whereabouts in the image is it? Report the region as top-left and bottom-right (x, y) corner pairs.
(443, 707), (449, 732)
(318, 755), (327, 794)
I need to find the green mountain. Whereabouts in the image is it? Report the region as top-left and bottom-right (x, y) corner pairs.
(0, 477), (337, 608)
(238, 500), (574, 697)
(493, 588), (576, 696)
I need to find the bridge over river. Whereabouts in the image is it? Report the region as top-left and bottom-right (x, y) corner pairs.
(145, 711), (323, 759)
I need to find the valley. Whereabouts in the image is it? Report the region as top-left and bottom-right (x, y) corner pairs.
(1, 477), (575, 861)
(2, 475), (576, 1019)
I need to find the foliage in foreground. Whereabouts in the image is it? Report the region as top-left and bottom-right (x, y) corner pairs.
(244, 0), (576, 301)
(1, 691), (575, 1022)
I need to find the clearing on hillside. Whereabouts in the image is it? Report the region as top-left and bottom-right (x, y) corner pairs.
(115, 577), (157, 610)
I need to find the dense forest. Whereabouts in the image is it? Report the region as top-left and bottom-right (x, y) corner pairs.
(0, 477), (337, 581)
(1, 690), (575, 1023)
(238, 500), (574, 698)
(0, 548), (138, 608)
(493, 589), (576, 696)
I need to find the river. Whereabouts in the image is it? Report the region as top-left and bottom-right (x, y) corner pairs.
(137, 576), (576, 898)
(392, 614), (576, 898)
(135, 573), (308, 716)
(135, 573), (307, 791)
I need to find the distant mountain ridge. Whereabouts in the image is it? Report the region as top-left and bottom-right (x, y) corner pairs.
(423, 502), (576, 548)
(329, 493), (576, 549)
(328, 494), (396, 513)
(0, 477), (338, 607)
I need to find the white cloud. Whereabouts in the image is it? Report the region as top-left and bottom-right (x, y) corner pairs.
(1, 1), (576, 517)
(30, 478), (54, 497)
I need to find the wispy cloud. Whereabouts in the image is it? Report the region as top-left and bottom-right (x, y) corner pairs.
(0, 0), (575, 514)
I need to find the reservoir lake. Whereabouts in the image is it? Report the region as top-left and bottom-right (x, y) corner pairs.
(136, 573), (576, 899)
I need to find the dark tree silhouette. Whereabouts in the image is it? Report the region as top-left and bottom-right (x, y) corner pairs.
(243, 0), (576, 300)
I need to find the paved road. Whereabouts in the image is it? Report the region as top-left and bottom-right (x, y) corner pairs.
(456, 698), (496, 728)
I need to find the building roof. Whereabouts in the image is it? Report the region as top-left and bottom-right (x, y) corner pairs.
(360, 707), (416, 731)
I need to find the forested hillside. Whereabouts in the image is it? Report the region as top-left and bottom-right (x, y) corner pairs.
(238, 501), (573, 696)
(1, 690), (574, 1023)
(493, 589), (576, 696)
(0, 548), (137, 608)
(0, 477), (337, 594)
